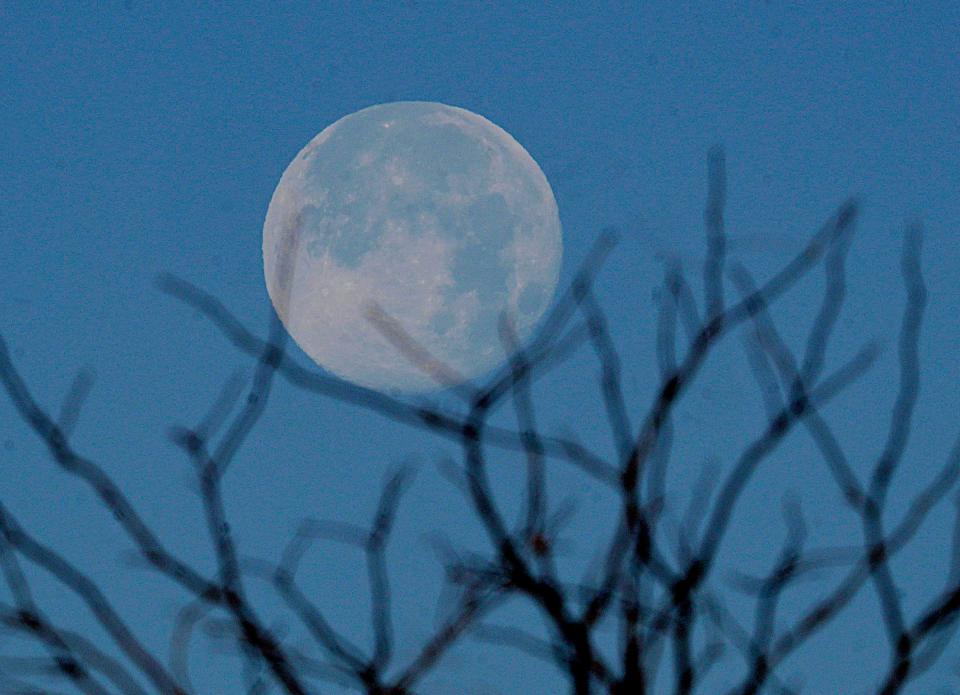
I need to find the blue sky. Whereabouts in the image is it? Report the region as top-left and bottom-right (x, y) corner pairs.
(1, 2), (959, 693)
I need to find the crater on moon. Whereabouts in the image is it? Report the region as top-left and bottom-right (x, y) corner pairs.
(262, 101), (563, 394)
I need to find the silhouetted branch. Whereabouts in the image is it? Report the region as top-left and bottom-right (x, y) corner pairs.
(576, 285), (632, 467)
(0, 503), (185, 694)
(364, 300), (472, 398)
(0, 336), (222, 603)
(0, 601), (112, 695)
(3, 151), (956, 694)
(863, 222), (926, 653)
(169, 318), (309, 695)
(626, 198), (860, 509)
(469, 622), (559, 666)
(703, 144), (728, 322)
(367, 468), (411, 672)
(666, 262), (702, 349)
(57, 367), (95, 438)
(727, 262), (866, 509)
(0, 627), (151, 695)
(170, 597), (214, 694)
(390, 577), (500, 691)
(157, 255), (616, 486)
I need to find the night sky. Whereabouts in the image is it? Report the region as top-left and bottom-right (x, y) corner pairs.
(2, 3), (959, 693)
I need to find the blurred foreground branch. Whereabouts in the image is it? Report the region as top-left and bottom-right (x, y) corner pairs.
(1, 150), (958, 694)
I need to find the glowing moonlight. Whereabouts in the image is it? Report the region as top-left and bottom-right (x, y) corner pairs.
(262, 101), (562, 394)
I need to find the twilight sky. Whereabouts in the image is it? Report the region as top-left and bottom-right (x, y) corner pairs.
(1, 3), (959, 693)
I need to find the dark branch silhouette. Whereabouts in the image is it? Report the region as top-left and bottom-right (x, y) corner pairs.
(1, 149), (957, 694)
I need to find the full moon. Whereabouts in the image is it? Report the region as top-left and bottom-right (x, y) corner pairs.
(262, 101), (562, 394)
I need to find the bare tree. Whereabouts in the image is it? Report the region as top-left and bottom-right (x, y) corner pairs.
(1, 148), (958, 694)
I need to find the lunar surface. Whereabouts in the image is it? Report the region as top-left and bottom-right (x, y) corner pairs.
(262, 101), (562, 394)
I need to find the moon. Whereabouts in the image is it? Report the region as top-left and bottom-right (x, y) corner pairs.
(262, 101), (562, 394)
